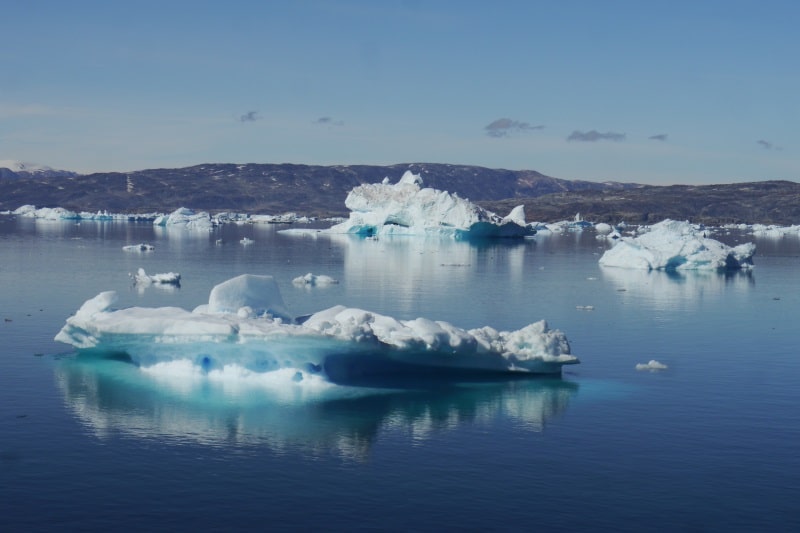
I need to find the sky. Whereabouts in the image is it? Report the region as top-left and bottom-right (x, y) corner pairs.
(1, 0), (798, 185)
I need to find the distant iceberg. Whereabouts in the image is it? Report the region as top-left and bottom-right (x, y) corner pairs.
(749, 224), (800, 238)
(13, 205), (80, 220)
(326, 171), (536, 239)
(55, 274), (579, 380)
(636, 360), (668, 372)
(153, 207), (214, 231)
(131, 267), (181, 286)
(599, 219), (755, 271)
(292, 273), (339, 287)
(122, 243), (154, 252)
(10, 204), (160, 221)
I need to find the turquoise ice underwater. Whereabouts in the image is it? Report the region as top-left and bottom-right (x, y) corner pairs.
(1, 216), (799, 530)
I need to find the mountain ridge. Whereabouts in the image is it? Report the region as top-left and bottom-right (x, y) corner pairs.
(1, 161), (797, 225)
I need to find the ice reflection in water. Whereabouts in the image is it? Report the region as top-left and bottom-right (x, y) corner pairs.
(55, 356), (578, 461)
(600, 265), (755, 312)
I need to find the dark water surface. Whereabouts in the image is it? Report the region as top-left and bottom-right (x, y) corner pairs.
(1, 216), (799, 531)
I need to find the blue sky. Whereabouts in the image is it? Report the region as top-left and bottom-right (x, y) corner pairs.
(2, 0), (798, 184)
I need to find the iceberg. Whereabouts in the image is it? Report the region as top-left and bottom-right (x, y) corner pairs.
(749, 224), (800, 238)
(326, 171), (536, 239)
(10, 204), (161, 221)
(131, 267), (181, 286)
(598, 219), (755, 271)
(636, 360), (668, 372)
(55, 274), (579, 380)
(122, 243), (155, 252)
(13, 205), (80, 220)
(292, 273), (339, 287)
(153, 207), (214, 231)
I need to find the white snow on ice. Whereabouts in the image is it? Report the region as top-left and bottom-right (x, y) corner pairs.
(321, 171), (537, 239)
(55, 274), (579, 380)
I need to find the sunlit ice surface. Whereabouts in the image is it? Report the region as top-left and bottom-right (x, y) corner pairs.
(54, 274), (579, 382)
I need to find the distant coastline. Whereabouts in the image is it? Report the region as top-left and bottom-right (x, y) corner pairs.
(1, 162), (798, 225)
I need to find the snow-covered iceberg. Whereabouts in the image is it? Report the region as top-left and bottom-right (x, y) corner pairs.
(598, 219), (755, 271)
(153, 207), (214, 231)
(326, 171), (536, 239)
(55, 274), (578, 380)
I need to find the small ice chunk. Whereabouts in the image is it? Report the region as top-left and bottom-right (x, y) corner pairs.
(132, 268), (181, 286)
(292, 273), (339, 286)
(123, 243), (154, 252)
(636, 360), (668, 371)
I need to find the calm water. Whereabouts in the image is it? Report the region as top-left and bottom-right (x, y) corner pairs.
(1, 216), (799, 531)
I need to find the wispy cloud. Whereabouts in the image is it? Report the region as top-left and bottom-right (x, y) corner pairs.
(315, 116), (344, 126)
(485, 118), (544, 138)
(649, 133), (668, 141)
(756, 139), (782, 150)
(567, 130), (626, 142)
(239, 111), (260, 123)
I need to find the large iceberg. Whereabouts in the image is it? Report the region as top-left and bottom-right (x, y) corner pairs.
(55, 274), (578, 380)
(598, 219), (755, 271)
(327, 171), (536, 239)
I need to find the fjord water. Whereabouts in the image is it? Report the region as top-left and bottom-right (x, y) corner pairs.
(1, 216), (798, 531)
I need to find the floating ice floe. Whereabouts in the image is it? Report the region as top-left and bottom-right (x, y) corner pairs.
(122, 243), (155, 252)
(55, 274), (579, 380)
(598, 219), (755, 271)
(636, 360), (668, 371)
(292, 273), (339, 287)
(594, 222), (613, 234)
(13, 205), (79, 220)
(11, 204), (160, 221)
(324, 171), (536, 239)
(593, 222), (623, 241)
(749, 224), (800, 238)
(131, 267), (181, 286)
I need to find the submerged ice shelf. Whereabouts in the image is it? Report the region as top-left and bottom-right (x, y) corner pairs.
(55, 274), (579, 381)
